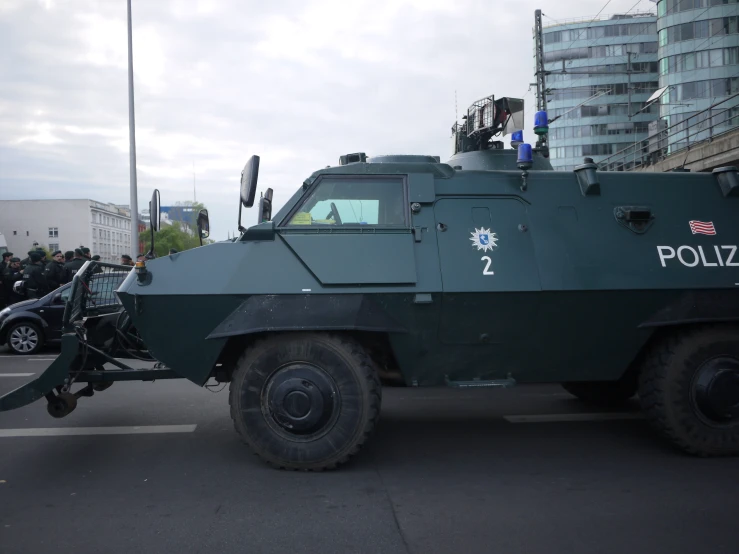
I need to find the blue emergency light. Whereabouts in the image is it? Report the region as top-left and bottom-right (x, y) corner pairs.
(517, 143), (533, 169)
(511, 130), (524, 148)
(534, 111), (549, 135)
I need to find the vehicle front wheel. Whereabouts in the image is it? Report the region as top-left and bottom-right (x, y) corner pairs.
(7, 321), (44, 355)
(229, 332), (381, 471)
(638, 325), (739, 457)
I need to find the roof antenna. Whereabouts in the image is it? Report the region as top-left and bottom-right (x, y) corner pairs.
(192, 160), (197, 203)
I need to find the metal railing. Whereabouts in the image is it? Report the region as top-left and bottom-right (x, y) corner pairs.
(63, 261), (132, 330)
(541, 11), (655, 29)
(597, 93), (739, 172)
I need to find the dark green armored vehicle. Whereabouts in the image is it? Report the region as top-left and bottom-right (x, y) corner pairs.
(2, 94), (738, 470)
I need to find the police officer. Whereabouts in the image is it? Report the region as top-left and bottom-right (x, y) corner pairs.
(64, 251), (74, 264)
(88, 251), (103, 274)
(44, 250), (68, 289)
(20, 250), (35, 269)
(64, 248), (86, 279)
(81, 247), (91, 260)
(36, 247), (48, 267)
(120, 254), (134, 266)
(3, 258), (24, 305)
(2, 252), (13, 270)
(22, 252), (49, 299)
(0, 252), (13, 308)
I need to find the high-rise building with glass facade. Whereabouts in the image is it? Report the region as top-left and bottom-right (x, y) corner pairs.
(655, 0), (739, 152)
(540, 13), (660, 170)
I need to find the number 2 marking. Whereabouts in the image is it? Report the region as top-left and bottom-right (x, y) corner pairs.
(481, 256), (494, 275)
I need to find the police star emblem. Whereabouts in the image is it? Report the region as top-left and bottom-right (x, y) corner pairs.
(470, 227), (498, 252)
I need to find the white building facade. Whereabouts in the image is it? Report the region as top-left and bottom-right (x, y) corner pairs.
(0, 199), (133, 263)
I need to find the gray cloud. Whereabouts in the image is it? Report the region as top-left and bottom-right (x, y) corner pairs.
(0, 0), (651, 241)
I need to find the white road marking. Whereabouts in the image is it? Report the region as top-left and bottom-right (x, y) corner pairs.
(0, 373), (34, 377)
(0, 424), (197, 437)
(504, 413), (644, 423)
(302, 289), (311, 292)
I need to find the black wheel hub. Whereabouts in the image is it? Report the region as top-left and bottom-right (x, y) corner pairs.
(263, 364), (339, 437)
(692, 357), (739, 424)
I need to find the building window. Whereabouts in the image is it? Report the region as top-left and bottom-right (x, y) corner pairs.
(48, 227), (58, 238)
(664, 16), (738, 45)
(13, 231), (16, 235)
(49, 243), (59, 252)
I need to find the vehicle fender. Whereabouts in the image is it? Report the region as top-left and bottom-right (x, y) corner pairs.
(638, 290), (739, 329)
(1, 311), (49, 342)
(206, 294), (408, 339)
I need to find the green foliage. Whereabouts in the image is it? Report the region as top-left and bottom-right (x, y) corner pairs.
(28, 244), (53, 260)
(139, 200), (214, 257)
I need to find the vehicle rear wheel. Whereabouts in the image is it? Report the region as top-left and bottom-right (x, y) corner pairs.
(229, 332), (381, 471)
(561, 375), (637, 407)
(638, 325), (739, 457)
(7, 321), (43, 355)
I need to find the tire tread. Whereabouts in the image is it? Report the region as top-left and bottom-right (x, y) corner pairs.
(228, 332), (381, 471)
(638, 324), (739, 457)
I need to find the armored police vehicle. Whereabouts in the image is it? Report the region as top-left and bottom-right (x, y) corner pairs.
(1, 94), (738, 470)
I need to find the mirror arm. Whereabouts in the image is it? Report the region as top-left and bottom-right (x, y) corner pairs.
(237, 201), (246, 234)
(146, 223), (156, 259)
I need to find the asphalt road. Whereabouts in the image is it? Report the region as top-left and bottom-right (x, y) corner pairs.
(0, 348), (737, 554)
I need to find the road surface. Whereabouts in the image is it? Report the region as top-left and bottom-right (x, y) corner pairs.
(0, 348), (736, 554)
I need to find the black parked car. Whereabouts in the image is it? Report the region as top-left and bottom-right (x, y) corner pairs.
(0, 273), (127, 355)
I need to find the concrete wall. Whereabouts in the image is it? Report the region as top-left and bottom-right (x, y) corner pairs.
(0, 199), (92, 257)
(0, 199), (133, 262)
(637, 127), (739, 173)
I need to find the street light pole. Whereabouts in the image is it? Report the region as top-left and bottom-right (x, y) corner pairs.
(127, 0), (139, 258)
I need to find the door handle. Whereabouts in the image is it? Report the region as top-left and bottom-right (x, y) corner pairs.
(614, 206), (655, 234)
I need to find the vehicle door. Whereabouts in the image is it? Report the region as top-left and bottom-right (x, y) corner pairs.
(278, 175), (417, 287)
(40, 285), (71, 340)
(433, 196), (542, 376)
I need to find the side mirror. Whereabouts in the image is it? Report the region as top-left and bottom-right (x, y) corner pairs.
(150, 189), (161, 232)
(259, 187), (273, 222)
(238, 155), (259, 233)
(197, 209), (210, 246)
(240, 156), (259, 208)
(147, 189), (161, 258)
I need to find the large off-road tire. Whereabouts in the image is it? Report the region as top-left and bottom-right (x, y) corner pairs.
(229, 333), (381, 471)
(561, 374), (638, 407)
(638, 325), (739, 457)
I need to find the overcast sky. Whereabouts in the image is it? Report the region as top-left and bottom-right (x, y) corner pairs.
(0, 0), (655, 242)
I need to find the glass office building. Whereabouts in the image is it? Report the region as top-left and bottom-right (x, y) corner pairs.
(541, 13), (660, 170)
(655, 0), (739, 152)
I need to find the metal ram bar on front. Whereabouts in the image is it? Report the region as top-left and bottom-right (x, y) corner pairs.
(0, 261), (182, 414)
(0, 333), (81, 412)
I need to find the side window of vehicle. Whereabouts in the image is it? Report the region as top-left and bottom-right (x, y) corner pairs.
(283, 178), (407, 227)
(60, 287), (71, 302)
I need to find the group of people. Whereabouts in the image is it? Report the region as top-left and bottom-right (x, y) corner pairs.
(0, 246), (178, 308)
(1, 246), (132, 309)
